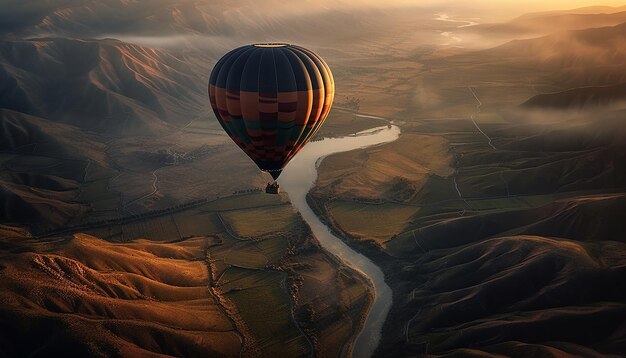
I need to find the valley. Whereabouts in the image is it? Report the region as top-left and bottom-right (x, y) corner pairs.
(1, 1), (625, 357)
(1, 192), (370, 357)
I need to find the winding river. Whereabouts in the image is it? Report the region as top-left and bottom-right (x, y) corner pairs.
(279, 125), (400, 358)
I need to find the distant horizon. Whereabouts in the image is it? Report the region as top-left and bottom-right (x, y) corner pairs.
(329, 1), (626, 20)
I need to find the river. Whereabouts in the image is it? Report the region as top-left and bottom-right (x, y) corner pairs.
(279, 125), (400, 358)
(434, 13), (479, 45)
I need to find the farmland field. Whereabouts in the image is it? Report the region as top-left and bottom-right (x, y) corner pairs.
(328, 201), (417, 246)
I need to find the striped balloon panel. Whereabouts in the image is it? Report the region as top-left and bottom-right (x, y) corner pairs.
(208, 44), (334, 179)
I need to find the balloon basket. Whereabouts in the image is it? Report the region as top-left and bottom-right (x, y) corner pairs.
(265, 182), (280, 194)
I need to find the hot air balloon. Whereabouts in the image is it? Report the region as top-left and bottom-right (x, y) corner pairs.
(208, 43), (334, 192)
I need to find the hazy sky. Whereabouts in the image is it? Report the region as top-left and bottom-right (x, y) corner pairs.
(367, 0), (626, 20)
(389, 0), (625, 9)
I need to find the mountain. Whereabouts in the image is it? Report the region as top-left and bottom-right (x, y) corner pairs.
(39, 0), (232, 37)
(398, 234), (625, 357)
(0, 37), (207, 135)
(446, 21), (626, 92)
(482, 22), (626, 67)
(2, 2), (626, 357)
(0, 0), (395, 39)
(308, 101), (626, 357)
(0, 109), (108, 159)
(0, 109), (114, 231)
(522, 83), (626, 109)
(516, 5), (626, 19)
(465, 6), (626, 40)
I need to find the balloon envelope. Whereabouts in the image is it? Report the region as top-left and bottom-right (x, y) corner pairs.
(208, 44), (334, 179)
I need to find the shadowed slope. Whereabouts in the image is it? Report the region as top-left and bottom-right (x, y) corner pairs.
(0, 37), (206, 135)
(0, 109), (111, 231)
(401, 236), (625, 357)
(522, 83), (626, 109)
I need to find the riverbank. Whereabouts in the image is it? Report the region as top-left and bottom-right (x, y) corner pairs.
(305, 193), (411, 356)
(279, 125), (400, 357)
(306, 115), (626, 357)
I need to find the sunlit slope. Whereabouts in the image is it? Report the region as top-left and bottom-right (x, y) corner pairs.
(0, 37), (205, 134)
(0, 234), (242, 357)
(0, 192), (371, 358)
(314, 134), (453, 202)
(469, 9), (626, 38)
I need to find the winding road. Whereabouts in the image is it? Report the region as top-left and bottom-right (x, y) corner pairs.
(468, 86), (496, 150)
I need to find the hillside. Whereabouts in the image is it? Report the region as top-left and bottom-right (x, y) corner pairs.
(476, 22), (626, 70)
(426, 21), (626, 118)
(469, 10), (626, 38)
(0, 37), (206, 135)
(398, 235), (625, 357)
(0, 109), (113, 231)
(2, 2), (626, 357)
(309, 110), (626, 356)
(521, 82), (626, 109)
(0, 234), (243, 357)
(0, 192), (372, 358)
(516, 5), (626, 19)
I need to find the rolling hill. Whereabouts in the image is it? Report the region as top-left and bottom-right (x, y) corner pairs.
(521, 82), (626, 109)
(0, 192), (372, 357)
(0, 234), (243, 357)
(475, 22), (626, 70)
(469, 9), (626, 38)
(1, 2), (625, 357)
(0, 37), (207, 135)
(398, 234), (625, 357)
(0, 109), (113, 232)
(309, 107), (626, 356)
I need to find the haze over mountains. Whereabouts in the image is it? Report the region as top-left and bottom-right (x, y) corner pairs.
(468, 6), (626, 38)
(1, 1), (625, 357)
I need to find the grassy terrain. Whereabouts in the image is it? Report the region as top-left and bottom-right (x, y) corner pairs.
(328, 200), (417, 246)
(0, 234), (242, 357)
(221, 204), (299, 238)
(9, 192), (372, 357)
(3, 3), (626, 357)
(314, 133), (453, 202)
(311, 109), (626, 356)
(220, 268), (310, 357)
(314, 109), (387, 138)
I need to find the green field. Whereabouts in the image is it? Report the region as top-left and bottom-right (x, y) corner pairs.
(78, 178), (118, 211)
(202, 192), (288, 212)
(119, 215), (182, 242)
(328, 200), (418, 246)
(174, 211), (223, 237)
(219, 267), (311, 357)
(220, 204), (299, 238)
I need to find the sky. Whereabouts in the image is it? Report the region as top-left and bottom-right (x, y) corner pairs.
(387, 0), (626, 9)
(363, 0), (626, 20)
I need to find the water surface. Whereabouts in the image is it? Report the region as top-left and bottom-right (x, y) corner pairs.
(279, 125), (400, 357)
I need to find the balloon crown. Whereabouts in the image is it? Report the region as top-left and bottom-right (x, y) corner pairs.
(253, 43), (289, 48)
